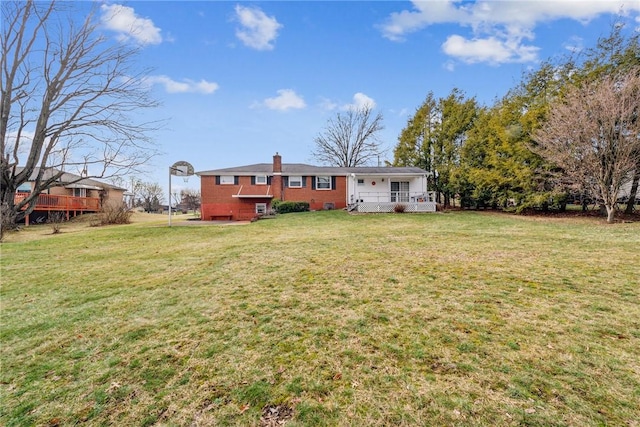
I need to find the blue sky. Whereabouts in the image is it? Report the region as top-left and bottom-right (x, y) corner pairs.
(92, 0), (640, 193)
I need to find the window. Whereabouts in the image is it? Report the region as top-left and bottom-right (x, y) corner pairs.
(288, 176), (302, 188)
(357, 179), (364, 186)
(316, 176), (331, 190)
(17, 182), (31, 193)
(391, 181), (410, 203)
(255, 203), (267, 214)
(73, 188), (87, 197)
(220, 175), (235, 185)
(255, 175), (267, 185)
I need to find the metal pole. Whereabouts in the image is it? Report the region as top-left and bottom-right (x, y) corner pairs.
(168, 166), (172, 227)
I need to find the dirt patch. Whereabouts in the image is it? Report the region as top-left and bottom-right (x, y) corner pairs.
(260, 404), (294, 426)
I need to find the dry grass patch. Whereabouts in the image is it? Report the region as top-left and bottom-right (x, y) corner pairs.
(1, 211), (638, 426)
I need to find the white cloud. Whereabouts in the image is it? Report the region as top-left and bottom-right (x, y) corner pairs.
(5, 130), (35, 156)
(379, 1), (467, 42)
(342, 93), (376, 111)
(563, 35), (584, 53)
(442, 34), (539, 64)
(319, 97), (338, 111)
(443, 60), (456, 72)
(380, 0), (640, 65)
(261, 89), (306, 111)
(234, 5), (282, 51)
(146, 75), (219, 94)
(100, 4), (163, 45)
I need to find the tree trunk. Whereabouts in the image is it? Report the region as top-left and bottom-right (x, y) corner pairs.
(605, 204), (616, 223)
(624, 169), (639, 214)
(1, 190), (19, 241)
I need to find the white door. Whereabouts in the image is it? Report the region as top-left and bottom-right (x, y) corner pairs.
(390, 181), (409, 202)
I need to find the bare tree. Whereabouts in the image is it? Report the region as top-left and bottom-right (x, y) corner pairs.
(0, 1), (160, 238)
(312, 105), (384, 167)
(534, 69), (640, 223)
(180, 188), (201, 213)
(138, 182), (164, 213)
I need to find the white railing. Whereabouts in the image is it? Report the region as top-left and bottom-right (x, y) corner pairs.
(351, 191), (436, 204)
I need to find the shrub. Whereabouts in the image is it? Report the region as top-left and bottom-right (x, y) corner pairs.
(47, 212), (66, 234)
(96, 202), (132, 225)
(393, 203), (407, 213)
(273, 201), (310, 214)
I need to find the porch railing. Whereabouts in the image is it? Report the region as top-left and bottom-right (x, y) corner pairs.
(351, 191), (436, 204)
(14, 193), (101, 211)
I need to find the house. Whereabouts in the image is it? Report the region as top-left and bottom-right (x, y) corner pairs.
(13, 167), (127, 225)
(196, 153), (436, 221)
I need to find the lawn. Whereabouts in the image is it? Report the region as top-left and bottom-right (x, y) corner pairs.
(1, 210), (638, 426)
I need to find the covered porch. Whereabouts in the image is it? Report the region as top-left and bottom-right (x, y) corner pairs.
(347, 173), (437, 213)
(350, 191), (437, 212)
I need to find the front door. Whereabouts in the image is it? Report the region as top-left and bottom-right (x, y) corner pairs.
(390, 181), (409, 202)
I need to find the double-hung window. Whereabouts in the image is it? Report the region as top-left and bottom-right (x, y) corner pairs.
(220, 175), (235, 185)
(255, 175), (267, 185)
(316, 176), (331, 190)
(288, 176), (303, 188)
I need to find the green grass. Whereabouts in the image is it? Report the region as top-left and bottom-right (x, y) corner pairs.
(1, 211), (639, 426)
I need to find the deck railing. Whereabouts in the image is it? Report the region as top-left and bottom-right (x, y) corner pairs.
(14, 193), (101, 211)
(352, 191), (436, 204)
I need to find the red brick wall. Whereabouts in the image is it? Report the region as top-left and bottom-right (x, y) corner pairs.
(281, 176), (347, 210)
(200, 174), (347, 220)
(201, 175), (272, 220)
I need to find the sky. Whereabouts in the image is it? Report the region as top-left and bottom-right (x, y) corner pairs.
(89, 0), (640, 194)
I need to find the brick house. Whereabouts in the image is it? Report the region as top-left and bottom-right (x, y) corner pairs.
(197, 153), (435, 221)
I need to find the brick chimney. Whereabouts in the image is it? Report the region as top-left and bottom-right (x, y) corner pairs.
(272, 153), (282, 200)
(273, 152), (282, 174)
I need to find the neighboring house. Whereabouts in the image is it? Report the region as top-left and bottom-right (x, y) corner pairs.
(197, 153), (435, 221)
(619, 177), (639, 203)
(13, 167), (126, 225)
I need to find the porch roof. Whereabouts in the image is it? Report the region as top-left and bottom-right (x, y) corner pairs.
(232, 194), (274, 199)
(65, 183), (104, 190)
(231, 185), (274, 199)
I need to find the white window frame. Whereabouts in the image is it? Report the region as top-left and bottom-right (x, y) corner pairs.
(316, 176), (331, 190)
(357, 179), (364, 186)
(73, 188), (87, 197)
(391, 181), (410, 203)
(255, 203), (267, 215)
(255, 175), (267, 185)
(288, 176), (303, 188)
(220, 175), (235, 185)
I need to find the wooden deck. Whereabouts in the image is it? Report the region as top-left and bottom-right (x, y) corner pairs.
(14, 193), (101, 225)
